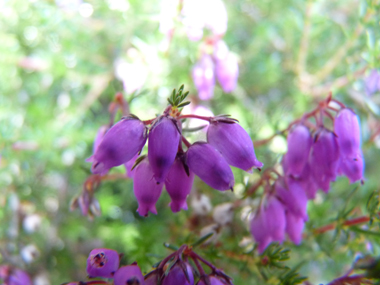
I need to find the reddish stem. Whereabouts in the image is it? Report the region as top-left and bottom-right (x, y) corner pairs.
(312, 213), (377, 235)
(181, 136), (191, 148)
(178, 114), (212, 122)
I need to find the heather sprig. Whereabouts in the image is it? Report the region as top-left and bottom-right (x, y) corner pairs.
(77, 86), (262, 217)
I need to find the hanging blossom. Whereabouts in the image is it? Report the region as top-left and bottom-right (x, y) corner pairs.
(71, 93), (133, 219)
(249, 94), (365, 253)
(85, 85), (262, 217)
(192, 40), (239, 100)
(0, 265), (32, 285)
(364, 69), (380, 96)
(62, 244), (234, 285)
(181, 0), (228, 41)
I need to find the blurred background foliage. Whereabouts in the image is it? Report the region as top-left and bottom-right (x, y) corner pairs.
(1, 0), (380, 284)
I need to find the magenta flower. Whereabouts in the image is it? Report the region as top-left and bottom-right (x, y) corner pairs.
(275, 179), (308, 221)
(198, 275), (232, 285)
(334, 108), (361, 157)
(338, 153), (364, 183)
(148, 116), (181, 184)
(165, 155), (195, 213)
(87, 116), (148, 175)
(114, 264), (145, 285)
(86, 248), (120, 278)
(213, 40), (229, 62)
(203, 0), (228, 36)
(0, 267), (32, 285)
(284, 125), (312, 177)
(309, 129), (340, 192)
(250, 196), (286, 253)
(192, 55), (215, 100)
(186, 142), (234, 191)
(92, 125), (108, 153)
(285, 212), (304, 245)
(133, 158), (164, 216)
(162, 262), (194, 285)
(215, 53), (239, 93)
(124, 153), (139, 178)
(207, 120), (263, 172)
(295, 163), (318, 200)
(364, 69), (380, 96)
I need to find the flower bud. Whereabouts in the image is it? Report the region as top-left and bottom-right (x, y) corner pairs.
(148, 116), (181, 184)
(309, 129), (340, 192)
(275, 179), (308, 221)
(186, 142), (234, 191)
(338, 152), (364, 183)
(162, 262), (194, 285)
(213, 40), (229, 62)
(285, 212), (304, 245)
(133, 158), (164, 217)
(207, 121), (262, 172)
(192, 55), (215, 100)
(86, 248), (120, 278)
(114, 264), (145, 285)
(215, 53), (239, 93)
(250, 196), (286, 253)
(88, 117), (147, 175)
(297, 163), (318, 200)
(197, 275), (232, 285)
(203, 0), (228, 36)
(334, 108), (361, 157)
(165, 155), (195, 213)
(284, 125), (312, 177)
(0, 266), (32, 285)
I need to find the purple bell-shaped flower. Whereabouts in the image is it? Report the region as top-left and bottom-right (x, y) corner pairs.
(309, 129), (340, 192)
(186, 142), (234, 191)
(285, 211), (305, 245)
(114, 264), (145, 285)
(162, 262), (194, 285)
(197, 275), (233, 285)
(297, 163), (318, 200)
(133, 158), (164, 217)
(250, 196), (286, 253)
(334, 108), (361, 157)
(338, 152), (364, 183)
(207, 120), (262, 172)
(275, 178), (308, 221)
(284, 125), (312, 177)
(86, 248), (120, 278)
(165, 155), (195, 213)
(192, 55), (215, 100)
(148, 116), (181, 184)
(215, 53), (239, 93)
(364, 69), (380, 96)
(88, 116), (148, 175)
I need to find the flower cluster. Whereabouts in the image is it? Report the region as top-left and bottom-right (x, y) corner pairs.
(250, 95), (364, 253)
(0, 265), (32, 285)
(86, 86), (262, 217)
(62, 245), (233, 285)
(192, 40), (239, 100)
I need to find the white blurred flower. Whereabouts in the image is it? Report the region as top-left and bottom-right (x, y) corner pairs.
(212, 203), (233, 226)
(23, 214), (42, 233)
(182, 0), (228, 41)
(21, 244), (39, 263)
(191, 194), (212, 215)
(114, 58), (148, 94)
